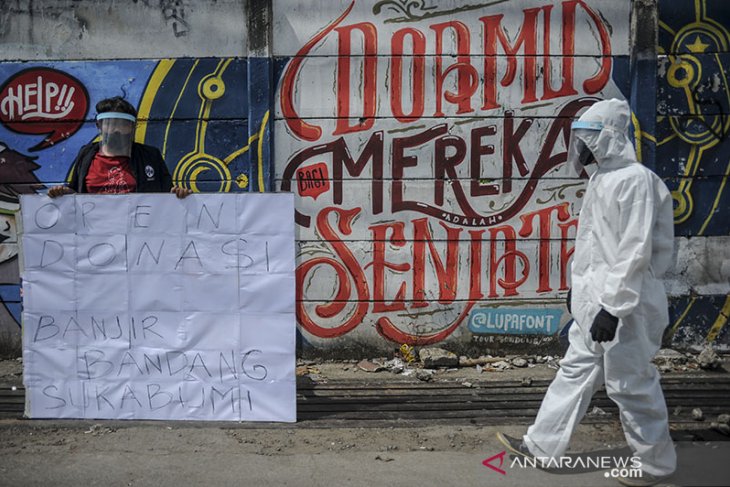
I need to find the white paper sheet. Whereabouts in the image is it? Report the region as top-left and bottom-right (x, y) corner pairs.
(19, 193), (296, 422)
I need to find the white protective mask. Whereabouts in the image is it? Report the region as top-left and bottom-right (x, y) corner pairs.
(566, 120), (603, 177)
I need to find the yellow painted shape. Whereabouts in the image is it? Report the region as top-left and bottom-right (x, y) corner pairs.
(224, 133), (259, 164)
(136, 59), (175, 144)
(669, 296), (696, 338)
(256, 110), (270, 192)
(706, 295), (730, 343)
(687, 35), (710, 53)
(631, 112), (643, 163)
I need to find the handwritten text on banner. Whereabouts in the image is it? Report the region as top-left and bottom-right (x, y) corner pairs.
(20, 193), (296, 422)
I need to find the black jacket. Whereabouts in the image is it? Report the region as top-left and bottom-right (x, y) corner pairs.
(69, 142), (173, 193)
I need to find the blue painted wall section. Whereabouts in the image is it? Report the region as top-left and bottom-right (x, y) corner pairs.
(657, 0), (730, 349)
(137, 58), (251, 193)
(0, 56), (283, 337)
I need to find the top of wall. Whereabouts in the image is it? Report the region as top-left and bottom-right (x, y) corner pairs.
(273, 0), (631, 57)
(0, 0), (247, 60)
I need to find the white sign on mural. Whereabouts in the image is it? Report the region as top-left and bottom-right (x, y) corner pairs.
(19, 193), (296, 422)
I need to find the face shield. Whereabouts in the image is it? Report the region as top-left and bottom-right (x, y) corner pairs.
(566, 120), (603, 177)
(96, 112), (136, 157)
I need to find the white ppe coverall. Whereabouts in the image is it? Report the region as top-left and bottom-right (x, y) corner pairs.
(523, 99), (677, 477)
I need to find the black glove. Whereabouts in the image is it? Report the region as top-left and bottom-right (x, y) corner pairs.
(590, 308), (619, 342)
(566, 288), (572, 315)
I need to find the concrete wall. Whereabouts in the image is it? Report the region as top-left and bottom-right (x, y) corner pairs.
(0, 0), (247, 59)
(0, 0), (728, 357)
(276, 0), (629, 356)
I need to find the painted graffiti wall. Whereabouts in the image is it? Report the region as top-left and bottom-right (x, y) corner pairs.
(1, 0), (728, 356)
(274, 0), (632, 355)
(0, 59), (266, 337)
(0, 0), (262, 351)
(657, 0), (730, 349)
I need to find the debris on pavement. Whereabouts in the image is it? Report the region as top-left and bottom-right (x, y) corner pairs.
(296, 365), (321, 377)
(654, 348), (687, 365)
(651, 347), (727, 373)
(458, 355), (507, 367)
(419, 347), (458, 368)
(692, 408), (704, 421)
(711, 414), (730, 436)
(84, 424), (116, 436)
(357, 359), (387, 373)
(384, 358), (405, 374)
(492, 360), (512, 370)
(545, 357), (561, 370)
(698, 346), (722, 370)
(416, 369), (434, 382)
(399, 344), (416, 364)
(712, 423), (730, 436)
(587, 407), (609, 417)
(654, 349), (687, 373)
(511, 358), (528, 368)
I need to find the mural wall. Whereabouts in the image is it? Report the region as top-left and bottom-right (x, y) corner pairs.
(0, 0), (728, 356)
(0, 59), (267, 341)
(657, 0), (730, 349)
(274, 0), (632, 354)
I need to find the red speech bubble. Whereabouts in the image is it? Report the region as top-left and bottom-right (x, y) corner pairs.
(297, 162), (331, 200)
(0, 68), (89, 151)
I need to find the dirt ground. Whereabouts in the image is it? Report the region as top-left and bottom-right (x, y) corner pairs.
(0, 355), (560, 387)
(0, 348), (724, 385)
(1, 354), (729, 486)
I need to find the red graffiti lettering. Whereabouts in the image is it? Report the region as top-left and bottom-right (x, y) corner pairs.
(280, 0), (611, 141)
(296, 207), (369, 338)
(334, 22), (378, 135)
(280, 1), (355, 141)
(283, 98), (595, 229)
(296, 203), (577, 344)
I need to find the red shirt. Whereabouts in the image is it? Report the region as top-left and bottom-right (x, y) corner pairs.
(85, 153), (137, 194)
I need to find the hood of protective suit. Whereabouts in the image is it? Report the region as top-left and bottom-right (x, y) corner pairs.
(568, 99), (637, 176)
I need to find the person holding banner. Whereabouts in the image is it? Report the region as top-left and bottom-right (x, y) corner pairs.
(47, 96), (191, 199)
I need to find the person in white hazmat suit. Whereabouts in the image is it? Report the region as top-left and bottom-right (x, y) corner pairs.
(497, 99), (676, 487)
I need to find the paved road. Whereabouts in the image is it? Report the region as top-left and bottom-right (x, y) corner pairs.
(1, 420), (728, 486)
(2, 361), (728, 485)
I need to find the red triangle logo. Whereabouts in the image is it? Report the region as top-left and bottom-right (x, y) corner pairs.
(483, 450), (507, 475)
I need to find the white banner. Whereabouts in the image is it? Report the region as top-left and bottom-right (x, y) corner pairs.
(19, 193), (296, 422)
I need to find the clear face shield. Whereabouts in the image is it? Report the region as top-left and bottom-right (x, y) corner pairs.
(566, 121), (603, 177)
(96, 112), (136, 157)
